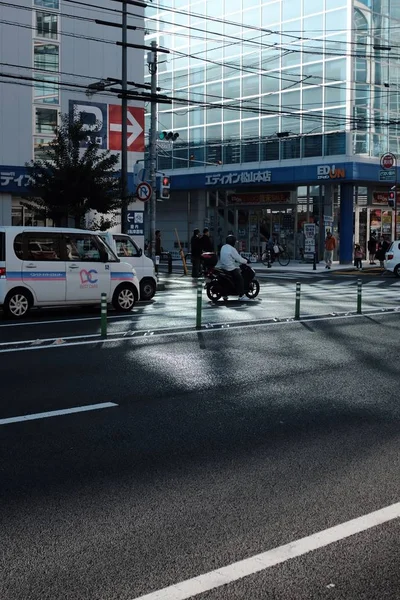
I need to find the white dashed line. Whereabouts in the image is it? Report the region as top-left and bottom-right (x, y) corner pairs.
(131, 502), (400, 600)
(0, 402), (118, 425)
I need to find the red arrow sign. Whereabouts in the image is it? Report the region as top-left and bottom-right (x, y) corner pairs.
(108, 105), (144, 152)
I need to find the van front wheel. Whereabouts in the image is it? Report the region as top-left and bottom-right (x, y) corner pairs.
(4, 289), (32, 319)
(112, 284), (136, 312)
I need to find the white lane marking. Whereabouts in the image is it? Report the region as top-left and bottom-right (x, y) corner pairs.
(0, 402), (118, 425)
(131, 501), (400, 600)
(0, 333), (100, 347)
(0, 310), (398, 354)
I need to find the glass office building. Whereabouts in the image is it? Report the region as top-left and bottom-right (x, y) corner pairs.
(145, 0), (400, 261)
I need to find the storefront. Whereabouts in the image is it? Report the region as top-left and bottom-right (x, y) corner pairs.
(164, 160), (400, 263)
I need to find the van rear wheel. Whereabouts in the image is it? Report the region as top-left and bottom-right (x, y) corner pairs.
(140, 278), (156, 301)
(112, 284), (136, 312)
(4, 289), (31, 319)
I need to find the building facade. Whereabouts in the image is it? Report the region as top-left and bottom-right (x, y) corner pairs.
(145, 0), (400, 261)
(0, 0), (145, 235)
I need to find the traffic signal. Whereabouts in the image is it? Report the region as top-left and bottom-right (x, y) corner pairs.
(159, 176), (170, 200)
(388, 190), (396, 208)
(159, 131), (179, 141)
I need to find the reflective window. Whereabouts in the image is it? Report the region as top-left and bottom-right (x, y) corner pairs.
(326, 59), (346, 81)
(224, 78), (240, 99)
(261, 73), (280, 94)
(282, 0), (301, 20)
(34, 0), (59, 8)
(65, 234), (102, 262)
(18, 233), (62, 261)
(34, 43), (59, 71)
(242, 8), (260, 26)
(34, 75), (59, 104)
(325, 131), (346, 155)
(189, 107), (204, 127)
(325, 9), (347, 29)
(36, 12), (58, 39)
(303, 135), (323, 157)
(282, 90), (301, 110)
(302, 86), (322, 110)
(205, 124), (221, 143)
(33, 136), (54, 160)
(35, 108), (57, 134)
(303, 62), (323, 83)
(207, 107), (223, 124)
(261, 2), (281, 25)
(303, 0), (324, 15)
(173, 109), (188, 129)
(303, 14), (323, 34)
(261, 117), (279, 137)
(224, 122), (240, 140)
(325, 84), (346, 105)
(242, 74), (259, 97)
(242, 119), (259, 138)
(281, 137), (301, 159)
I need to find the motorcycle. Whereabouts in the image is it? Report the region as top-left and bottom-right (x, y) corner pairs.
(205, 263), (260, 301)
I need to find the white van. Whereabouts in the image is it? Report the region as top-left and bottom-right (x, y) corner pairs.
(0, 227), (140, 318)
(97, 232), (157, 300)
(384, 240), (400, 277)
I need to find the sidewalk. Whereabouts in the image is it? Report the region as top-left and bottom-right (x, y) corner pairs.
(157, 260), (387, 277)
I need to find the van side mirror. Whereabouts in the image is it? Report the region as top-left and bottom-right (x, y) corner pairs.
(138, 248), (143, 257)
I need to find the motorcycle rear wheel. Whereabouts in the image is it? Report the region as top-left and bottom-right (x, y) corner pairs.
(206, 282), (222, 301)
(246, 279), (260, 299)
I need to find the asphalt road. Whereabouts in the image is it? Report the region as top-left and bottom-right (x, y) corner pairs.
(1, 312), (400, 599)
(0, 272), (399, 347)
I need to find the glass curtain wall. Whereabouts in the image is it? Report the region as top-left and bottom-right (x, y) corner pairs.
(33, 0), (60, 160)
(352, 0), (400, 157)
(145, 0), (351, 169)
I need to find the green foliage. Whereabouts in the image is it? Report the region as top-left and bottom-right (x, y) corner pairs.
(24, 114), (121, 228)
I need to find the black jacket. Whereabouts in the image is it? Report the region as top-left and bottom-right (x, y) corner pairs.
(191, 235), (202, 258)
(201, 235), (213, 252)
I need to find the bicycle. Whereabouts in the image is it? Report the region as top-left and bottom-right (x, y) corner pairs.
(262, 245), (291, 267)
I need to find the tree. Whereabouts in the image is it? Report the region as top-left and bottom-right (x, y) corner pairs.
(25, 114), (121, 228)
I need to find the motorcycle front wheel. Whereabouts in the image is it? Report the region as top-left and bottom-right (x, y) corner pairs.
(246, 279), (260, 299)
(206, 282), (222, 301)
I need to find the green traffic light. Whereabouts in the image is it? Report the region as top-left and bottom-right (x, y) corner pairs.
(159, 132), (165, 140)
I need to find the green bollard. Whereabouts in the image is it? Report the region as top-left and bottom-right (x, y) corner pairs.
(357, 279), (362, 314)
(295, 282), (301, 320)
(101, 293), (107, 338)
(196, 278), (203, 330)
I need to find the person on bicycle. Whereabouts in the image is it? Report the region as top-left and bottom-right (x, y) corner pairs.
(219, 235), (250, 301)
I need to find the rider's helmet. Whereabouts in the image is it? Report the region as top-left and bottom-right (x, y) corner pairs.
(226, 234), (236, 247)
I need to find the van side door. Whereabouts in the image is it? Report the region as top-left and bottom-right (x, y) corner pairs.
(64, 233), (111, 302)
(19, 232), (66, 302)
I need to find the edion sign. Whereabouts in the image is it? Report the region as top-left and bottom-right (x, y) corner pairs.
(380, 153), (396, 170)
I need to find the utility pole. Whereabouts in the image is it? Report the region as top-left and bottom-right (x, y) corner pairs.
(120, 0), (128, 233)
(148, 41), (158, 258)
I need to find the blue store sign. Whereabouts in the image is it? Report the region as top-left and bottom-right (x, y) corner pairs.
(0, 165), (135, 195)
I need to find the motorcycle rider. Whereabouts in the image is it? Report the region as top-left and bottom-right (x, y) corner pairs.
(219, 234), (251, 301)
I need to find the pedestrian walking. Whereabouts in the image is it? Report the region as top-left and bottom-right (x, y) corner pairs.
(324, 231), (336, 269)
(367, 234), (377, 264)
(191, 228), (202, 278)
(155, 230), (162, 256)
(376, 236), (390, 267)
(354, 244), (363, 270)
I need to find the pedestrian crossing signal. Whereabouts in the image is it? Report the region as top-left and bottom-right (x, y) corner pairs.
(159, 176), (170, 200)
(388, 190), (396, 207)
